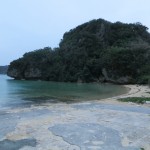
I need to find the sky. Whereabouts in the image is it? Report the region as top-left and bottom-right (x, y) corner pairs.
(0, 0), (150, 65)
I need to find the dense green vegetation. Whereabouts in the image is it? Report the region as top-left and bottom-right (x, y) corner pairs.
(0, 66), (8, 74)
(118, 97), (150, 104)
(7, 19), (150, 84)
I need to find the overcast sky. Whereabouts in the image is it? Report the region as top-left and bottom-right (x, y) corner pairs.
(0, 0), (150, 65)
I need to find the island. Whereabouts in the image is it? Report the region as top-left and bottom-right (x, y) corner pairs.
(7, 19), (150, 84)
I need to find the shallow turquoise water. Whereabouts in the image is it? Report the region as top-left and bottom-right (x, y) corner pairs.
(0, 75), (127, 108)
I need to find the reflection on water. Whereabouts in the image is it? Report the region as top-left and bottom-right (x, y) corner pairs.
(0, 75), (128, 108)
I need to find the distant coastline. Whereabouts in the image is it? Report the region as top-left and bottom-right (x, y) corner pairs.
(0, 65), (8, 74)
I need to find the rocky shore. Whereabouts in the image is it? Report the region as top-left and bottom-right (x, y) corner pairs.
(0, 85), (150, 150)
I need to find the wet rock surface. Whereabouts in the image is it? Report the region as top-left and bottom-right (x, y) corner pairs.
(0, 101), (150, 150)
(0, 139), (36, 150)
(49, 123), (137, 150)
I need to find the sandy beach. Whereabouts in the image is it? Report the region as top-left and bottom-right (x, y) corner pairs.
(0, 85), (150, 150)
(97, 85), (150, 107)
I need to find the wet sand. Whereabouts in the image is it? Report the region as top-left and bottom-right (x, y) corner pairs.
(98, 84), (150, 107)
(0, 85), (150, 150)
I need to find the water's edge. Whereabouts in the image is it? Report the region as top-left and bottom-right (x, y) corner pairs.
(0, 75), (128, 109)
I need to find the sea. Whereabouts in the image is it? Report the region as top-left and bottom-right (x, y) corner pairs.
(0, 75), (128, 109)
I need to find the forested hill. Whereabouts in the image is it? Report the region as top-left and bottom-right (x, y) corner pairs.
(7, 19), (150, 84)
(0, 66), (8, 74)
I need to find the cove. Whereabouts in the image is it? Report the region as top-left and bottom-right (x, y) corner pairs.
(0, 75), (128, 108)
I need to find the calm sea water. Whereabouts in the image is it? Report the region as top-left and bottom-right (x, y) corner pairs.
(0, 75), (128, 108)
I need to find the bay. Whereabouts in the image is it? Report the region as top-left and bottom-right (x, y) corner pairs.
(0, 75), (128, 108)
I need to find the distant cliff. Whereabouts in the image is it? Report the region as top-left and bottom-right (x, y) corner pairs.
(7, 19), (150, 84)
(0, 66), (8, 74)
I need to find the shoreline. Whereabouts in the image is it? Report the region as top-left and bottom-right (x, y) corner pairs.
(1, 84), (149, 111)
(97, 84), (150, 107)
(0, 84), (150, 150)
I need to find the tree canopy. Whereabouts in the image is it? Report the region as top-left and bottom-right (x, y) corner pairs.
(7, 19), (150, 84)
